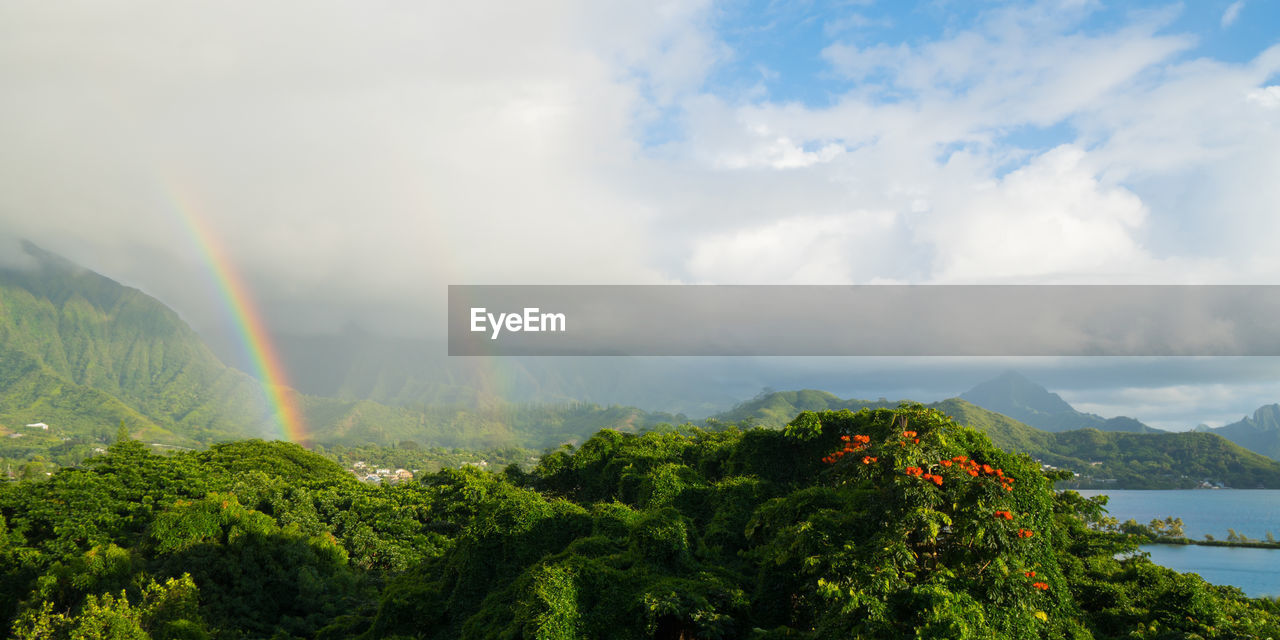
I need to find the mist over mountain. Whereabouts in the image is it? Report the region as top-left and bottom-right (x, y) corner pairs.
(268, 330), (743, 416)
(0, 243), (686, 450)
(960, 371), (1163, 433)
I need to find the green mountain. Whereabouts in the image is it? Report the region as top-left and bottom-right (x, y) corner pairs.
(0, 242), (679, 454)
(0, 342), (167, 444)
(714, 390), (1280, 488)
(710, 389), (894, 426)
(1205, 404), (1280, 461)
(0, 242), (278, 445)
(960, 371), (1163, 433)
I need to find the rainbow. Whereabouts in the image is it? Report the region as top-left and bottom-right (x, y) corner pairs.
(167, 190), (309, 445)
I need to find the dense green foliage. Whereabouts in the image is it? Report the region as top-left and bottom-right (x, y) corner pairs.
(5, 406), (1279, 639)
(718, 391), (1280, 488)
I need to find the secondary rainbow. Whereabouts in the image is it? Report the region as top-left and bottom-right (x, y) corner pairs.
(168, 190), (309, 444)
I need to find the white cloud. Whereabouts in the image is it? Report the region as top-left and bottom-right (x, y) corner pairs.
(2, 0), (1279, 341)
(917, 145), (1151, 282)
(712, 136), (847, 170)
(0, 0), (711, 334)
(668, 3), (1276, 287)
(1063, 380), (1280, 430)
(1249, 85), (1280, 108)
(1222, 1), (1245, 28)
(685, 210), (898, 284)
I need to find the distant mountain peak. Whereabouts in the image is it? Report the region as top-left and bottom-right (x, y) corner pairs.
(960, 371), (1159, 434)
(1247, 404), (1280, 431)
(1208, 403), (1280, 461)
(961, 371), (1075, 417)
(13, 239), (76, 271)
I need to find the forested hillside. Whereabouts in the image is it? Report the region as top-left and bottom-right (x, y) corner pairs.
(0, 242), (278, 443)
(4, 406), (1279, 639)
(717, 392), (1280, 489)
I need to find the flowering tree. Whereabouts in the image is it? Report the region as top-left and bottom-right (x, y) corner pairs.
(752, 404), (1086, 638)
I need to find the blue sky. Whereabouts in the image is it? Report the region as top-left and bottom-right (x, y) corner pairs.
(702, 1), (1277, 124)
(636, 0), (1279, 178)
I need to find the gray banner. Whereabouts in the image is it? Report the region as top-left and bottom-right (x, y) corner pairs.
(447, 285), (1280, 356)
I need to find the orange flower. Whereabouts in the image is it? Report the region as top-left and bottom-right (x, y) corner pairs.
(994, 510), (1014, 520)
(1025, 571), (1036, 578)
(930, 475), (943, 486)
(854, 434), (870, 443)
(940, 460), (953, 467)
(953, 455), (966, 462)
(913, 438), (920, 444)
(982, 464), (994, 475)
(968, 469), (979, 477)
(1018, 529), (1035, 538)
(903, 430), (917, 437)
(841, 435), (851, 441)
(862, 456), (877, 464)
(1032, 582), (1049, 590)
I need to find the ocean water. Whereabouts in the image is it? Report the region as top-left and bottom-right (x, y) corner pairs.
(1074, 489), (1280, 541)
(1075, 490), (1280, 598)
(1136, 544), (1280, 598)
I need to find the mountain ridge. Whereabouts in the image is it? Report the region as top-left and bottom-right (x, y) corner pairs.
(960, 370), (1163, 433)
(6, 241), (1280, 485)
(714, 389), (1280, 488)
(1204, 404), (1280, 461)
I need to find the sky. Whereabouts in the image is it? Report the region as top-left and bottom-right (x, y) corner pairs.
(2, 0), (1279, 428)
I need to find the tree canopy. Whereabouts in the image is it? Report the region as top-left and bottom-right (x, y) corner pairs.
(3, 405), (1279, 639)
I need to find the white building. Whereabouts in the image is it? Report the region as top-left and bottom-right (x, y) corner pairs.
(25, 422), (49, 430)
